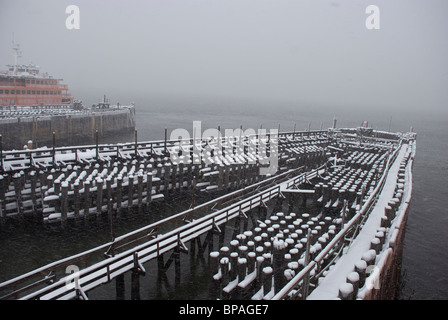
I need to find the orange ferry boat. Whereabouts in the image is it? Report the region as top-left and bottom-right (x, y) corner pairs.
(0, 42), (73, 107)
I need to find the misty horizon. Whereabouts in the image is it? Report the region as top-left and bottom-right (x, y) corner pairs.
(1, 0), (447, 122)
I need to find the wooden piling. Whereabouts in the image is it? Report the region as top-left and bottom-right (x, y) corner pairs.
(96, 178), (103, 215)
(84, 180), (91, 219)
(116, 273), (125, 300)
(61, 182), (68, 226)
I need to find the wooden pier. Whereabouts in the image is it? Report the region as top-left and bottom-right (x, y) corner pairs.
(0, 127), (416, 300)
(0, 129), (328, 224)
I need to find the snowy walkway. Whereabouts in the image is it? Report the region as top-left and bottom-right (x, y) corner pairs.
(308, 144), (408, 300)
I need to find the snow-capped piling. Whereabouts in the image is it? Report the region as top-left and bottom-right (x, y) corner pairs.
(0, 128), (331, 224)
(338, 283), (354, 300)
(210, 209), (341, 300)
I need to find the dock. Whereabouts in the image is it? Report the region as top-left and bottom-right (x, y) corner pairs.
(0, 125), (416, 300)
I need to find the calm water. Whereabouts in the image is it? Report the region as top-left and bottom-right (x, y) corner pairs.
(1, 96), (447, 299)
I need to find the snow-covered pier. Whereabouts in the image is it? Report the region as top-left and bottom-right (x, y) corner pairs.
(0, 126), (416, 300)
(0, 130), (328, 224)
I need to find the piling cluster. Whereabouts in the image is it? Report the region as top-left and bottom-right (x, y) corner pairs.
(0, 131), (329, 224)
(208, 143), (397, 300)
(336, 144), (413, 300)
(209, 208), (346, 300)
(314, 145), (388, 217)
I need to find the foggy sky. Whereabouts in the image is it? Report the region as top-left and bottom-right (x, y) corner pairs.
(1, 0), (447, 117)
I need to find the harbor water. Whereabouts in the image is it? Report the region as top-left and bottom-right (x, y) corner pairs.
(0, 96), (447, 300)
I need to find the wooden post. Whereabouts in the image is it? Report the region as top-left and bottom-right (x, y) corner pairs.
(146, 172), (152, 203)
(355, 260), (368, 288)
(128, 175), (134, 209)
(116, 274), (125, 300)
(84, 180), (91, 219)
(30, 171), (37, 210)
(179, 162), (184, 191)
(61, 182), (69, 226)
(108, 198), (115, 241)
(96, 178), (103, 215)
(74, 182), (80, 218)
(131, 270), (141, 300)
(301, 229), (312, 299)
(163, 163), (171, 194)
(338, 283), (354, 300)
(220, 257), (230, 289)
(347, 271), (360, 298)
(137, 173), (143, 208)
(262, 266), (273, 297)
(273, 238), (287, 294)
(116, 176), (123, 212)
